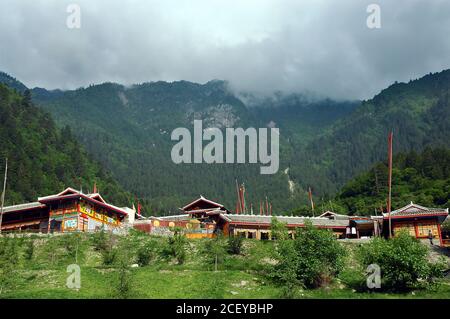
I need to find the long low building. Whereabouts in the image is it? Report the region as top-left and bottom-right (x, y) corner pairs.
(140, 196), (380, 240)
(140, 196), (448, 246)
(0, 187), (132, 233)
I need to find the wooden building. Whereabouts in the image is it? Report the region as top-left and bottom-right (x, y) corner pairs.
(383, 202), (448, 245)
(145, 196), (367, 239)
(0, 187), (128, 233)
(144, 197), (448, 246)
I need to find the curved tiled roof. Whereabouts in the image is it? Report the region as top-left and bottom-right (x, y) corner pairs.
(383, 202), (448, 217)
(221, 214), (349, 227)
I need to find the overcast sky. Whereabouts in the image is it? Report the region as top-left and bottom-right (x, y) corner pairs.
(1, 0), (449, 100)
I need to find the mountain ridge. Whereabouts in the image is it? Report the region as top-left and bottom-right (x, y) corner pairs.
(1, 69), (448, 214)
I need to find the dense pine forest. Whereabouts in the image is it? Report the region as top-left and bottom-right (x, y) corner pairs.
(291, 70), (450, 197)
(293, 147), (450, 216)
(332, 147), (450, 216)
(0, 70), (449, 215)
(0, 83), (134, 207)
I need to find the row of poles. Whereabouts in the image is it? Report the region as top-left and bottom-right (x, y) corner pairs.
(233, 130), (394, 238)
(235, 180), (273, 215)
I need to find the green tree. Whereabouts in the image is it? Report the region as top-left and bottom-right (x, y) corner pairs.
(358, 231), (446, 291)
(269, 221), (346, 291)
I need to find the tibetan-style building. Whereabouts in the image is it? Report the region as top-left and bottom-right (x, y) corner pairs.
(141, 196), (448, 246)
(0, 187), (129, 233)
(144, 196), (378, 240)
(382, 202), (449, 245)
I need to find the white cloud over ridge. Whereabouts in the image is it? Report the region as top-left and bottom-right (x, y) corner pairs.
(0, 0), (449, 99)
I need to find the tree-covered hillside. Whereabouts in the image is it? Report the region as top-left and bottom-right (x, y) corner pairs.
(26, 79), (355, 213)
(1, 69), (448, 215)
(333, 147), (450, 216)
(291, 69), (450, 198)
(0, 83), (134, 208)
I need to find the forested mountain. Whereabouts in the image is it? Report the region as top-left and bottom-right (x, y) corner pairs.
(1, 69), (449, 215)
(19, 78), (355, 214)
(332, 147), (450, 216)
(0, 83), (134, 208)
(290, 69), (450, 198)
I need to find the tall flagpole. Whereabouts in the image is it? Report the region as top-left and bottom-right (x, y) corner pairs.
(0, 158), (8, 234)
(387, 131), (393, 238)
(308, 187), (315, 217)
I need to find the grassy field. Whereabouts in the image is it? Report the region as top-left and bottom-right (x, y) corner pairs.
(0, 233), (449, 299)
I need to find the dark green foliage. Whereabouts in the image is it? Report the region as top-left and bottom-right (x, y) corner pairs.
(202, 235), (227, 269)
(91, 228), (108, 251)
(114, 239), (136, 299)
(290, 69), (450, 200)
(270, 217), (289, 240)
(90, 230), (118, 266)
(162, 229), (188, 265)
(60, 233), (83, 263)
(334, 147), (450, 215)
(2, 69), (450, 215)
(0, 83), (133, 207)
(0, 237), (21, 294)
(136, 238), (157, 266)
(269, 221), (346, 291)
(357, 231), (446, 291)
(24, 77), (356, 214)
(100, 242), (118, 266)
(227, 235), (243, 255)
(24, 239), (35, 262)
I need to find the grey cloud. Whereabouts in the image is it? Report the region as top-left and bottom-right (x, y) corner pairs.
(0, 0), (449, 99)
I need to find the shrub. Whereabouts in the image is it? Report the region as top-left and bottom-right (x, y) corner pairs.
(99, 233), (118, 266)
(113, 237), (136, 298)
(269, 220), (346, 290)
(270, 217), (289, 241)
(91, 228), (108, 251)
(114, 252), (134, 298)
(101, 247), (118, 265)
(24, 239), (35, 262)
(136, 239), (157, 266)
(357, 231), (445, 291)
(60, 233), (83, 263)
(202, 235), (227, 270)
(165, 229), (187, 265)
(227, 236), (243, 255)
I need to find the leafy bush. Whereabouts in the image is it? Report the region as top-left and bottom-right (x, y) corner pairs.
(227, 235), (243, 255)
(96, 232), (118, 266)
(270, 217), (289, 240)
(91, 228), (108, 251)
(113, 250), (134, 298)
(269, 220), (346, 290)
(202, 235), (227, 270)
(24, 239), (35, 262)
(60, 233), (83, 263)
(357, 231), (445, 291)
(136, 238), (157, 266)
(161, 229), (187, 265)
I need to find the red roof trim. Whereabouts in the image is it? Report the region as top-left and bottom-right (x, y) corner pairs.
(182, 196), (224, 211)
(39, 194), (127, 216)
